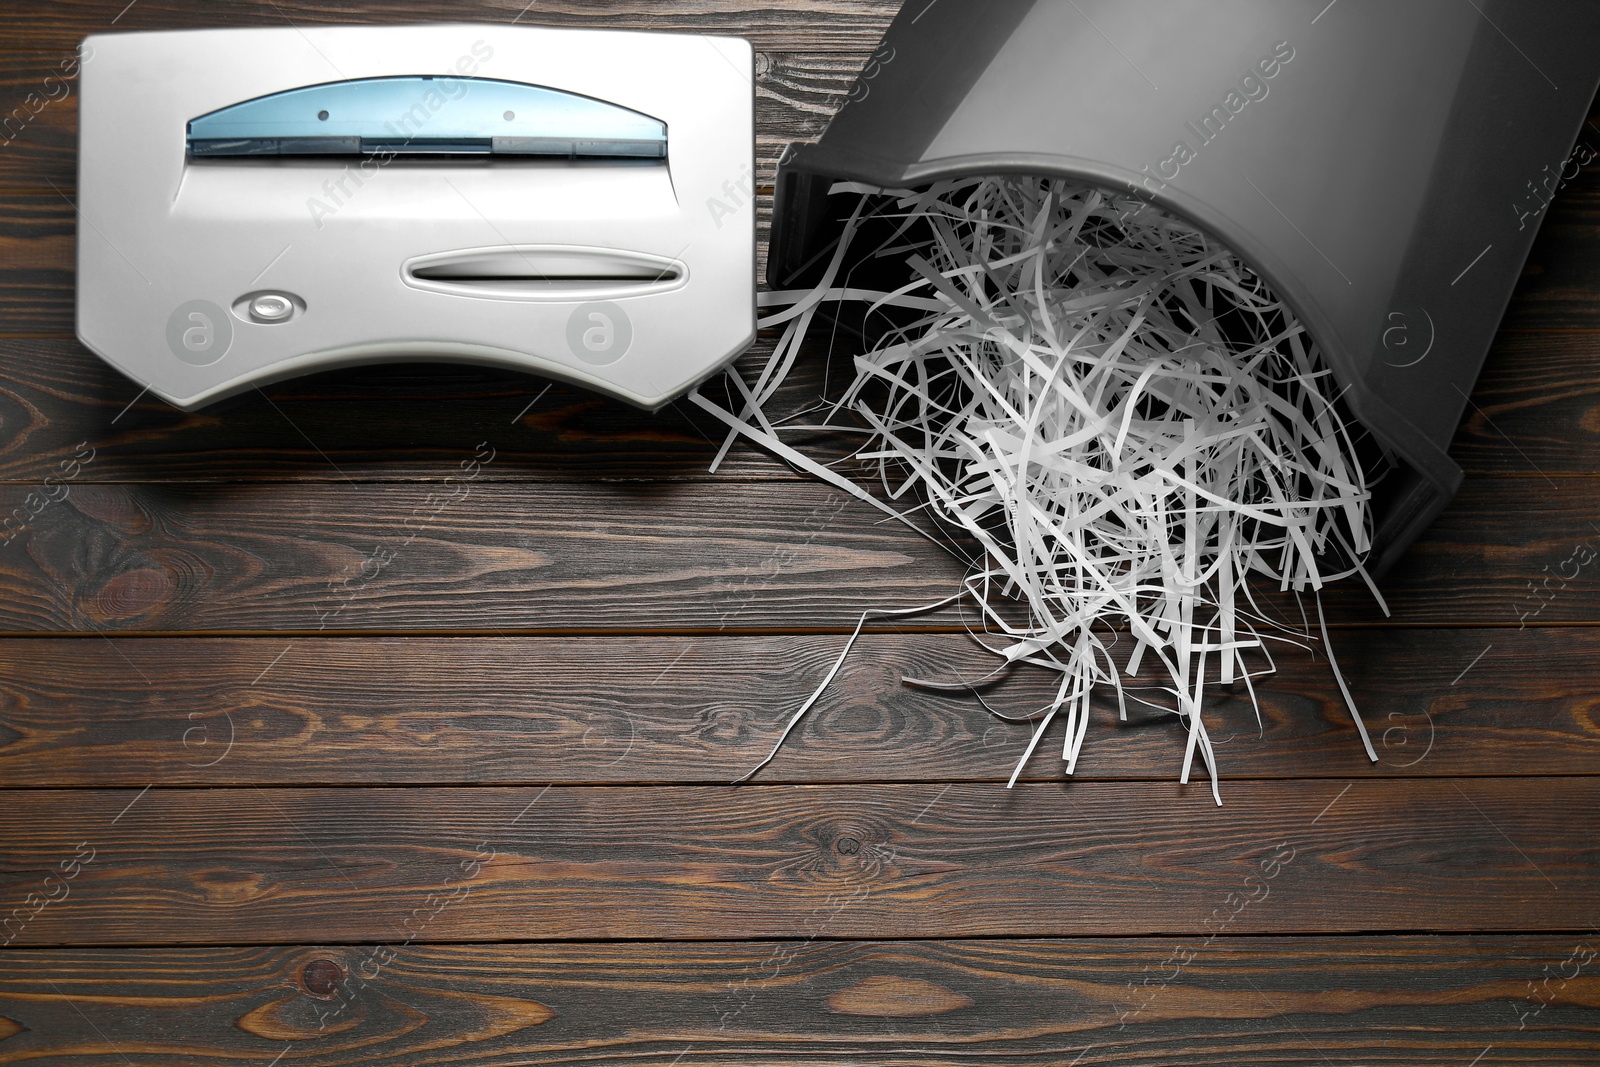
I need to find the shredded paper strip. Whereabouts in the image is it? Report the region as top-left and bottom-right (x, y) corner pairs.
(695, 176), (1387, 802)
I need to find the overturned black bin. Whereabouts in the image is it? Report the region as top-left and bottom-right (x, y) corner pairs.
(769, 0), (1600, 577)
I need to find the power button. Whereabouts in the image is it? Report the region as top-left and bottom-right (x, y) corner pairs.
(250, 294), (294, 322)
(234, 291), (303, 324)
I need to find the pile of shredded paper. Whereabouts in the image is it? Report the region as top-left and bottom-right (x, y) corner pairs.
(693, 176), (1386, 802)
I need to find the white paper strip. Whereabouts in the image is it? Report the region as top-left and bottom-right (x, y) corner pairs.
(703, 176), (1386, 800)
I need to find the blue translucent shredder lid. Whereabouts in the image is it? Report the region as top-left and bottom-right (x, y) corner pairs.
(187, 76), (666, 157)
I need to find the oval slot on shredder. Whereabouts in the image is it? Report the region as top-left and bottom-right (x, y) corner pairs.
(404, 247), (683, 296)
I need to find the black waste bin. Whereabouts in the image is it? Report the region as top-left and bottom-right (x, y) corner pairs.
(769, 0), (1600, 576)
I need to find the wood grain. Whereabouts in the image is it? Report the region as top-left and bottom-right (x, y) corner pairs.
(0, 627), (1595, 787)
(1, 779), (1595, 944)
(0, 478), (971, 633)
(1449, 328), (1600, 477)
(1, 936), (1595, 1066)
(0, 193), (69, 335)
(0, 6), (1597, 1064)
(0, 1), (899, 53)
(0, 475), (1598, 632)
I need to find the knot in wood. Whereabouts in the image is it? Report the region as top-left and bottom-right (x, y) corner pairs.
(301, 958), (343, 998)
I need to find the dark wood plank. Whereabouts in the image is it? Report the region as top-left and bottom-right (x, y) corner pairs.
(1449, 328), (1600, 477)
(2, 779), (1596, 944)
(0, 479), (971, 633)
(2, 936), (1596, 1065)
(1, 1), (898, 53)
(0, 54), (78, 189)
(0, 627), (1596, 787)
(0, 332), (861, 484)
(0, 193), (70, 335)
(0, 6), (1591, 1065)
(1320, 472), (1600, 626)
(0, 474), (1599, 632)
(0, 50), (865, 192)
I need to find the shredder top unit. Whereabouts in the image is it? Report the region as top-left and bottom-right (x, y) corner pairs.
(76, 23), (756, 411)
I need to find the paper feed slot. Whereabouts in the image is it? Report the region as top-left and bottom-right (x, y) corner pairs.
(187, 76), (667, 158)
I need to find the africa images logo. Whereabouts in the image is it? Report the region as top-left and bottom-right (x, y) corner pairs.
(165, 299), (232, 366)
(566, 302), (632, 365)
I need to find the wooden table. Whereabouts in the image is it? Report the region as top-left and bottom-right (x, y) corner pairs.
(3, 3), (1599, 1064)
